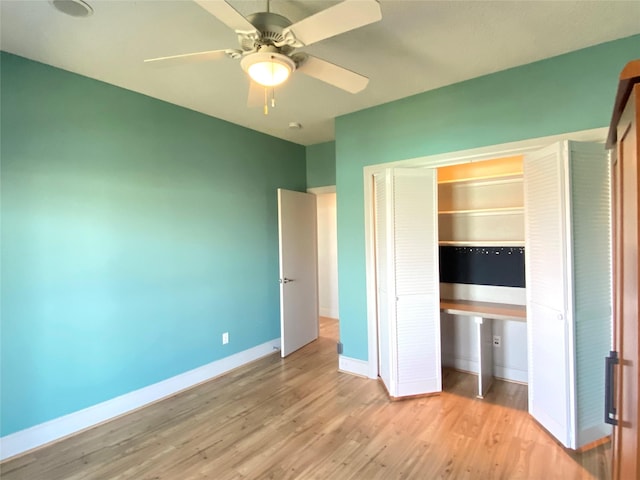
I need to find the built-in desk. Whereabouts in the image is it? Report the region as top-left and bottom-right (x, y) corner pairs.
(440, 299), (526, 398)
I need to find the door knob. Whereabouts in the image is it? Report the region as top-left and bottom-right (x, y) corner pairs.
(280, 278), (294, 284)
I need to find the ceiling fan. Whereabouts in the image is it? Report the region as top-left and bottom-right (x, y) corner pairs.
(144, 0), (382, 110)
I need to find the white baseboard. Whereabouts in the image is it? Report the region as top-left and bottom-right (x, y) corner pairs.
(493, 365), (528, 384)
(338, 355), (370, 378)
(0, 338), (280, 462)
(443, 355), (479, 375)
(319, 307), (339, 319)
(443, 356), (527, 384)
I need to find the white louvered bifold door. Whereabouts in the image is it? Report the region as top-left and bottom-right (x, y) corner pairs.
(391, 168), (441, 397)
(374, 172), (395, 393)
(568, 141), (612, 448)
(524, 142), (573, 448)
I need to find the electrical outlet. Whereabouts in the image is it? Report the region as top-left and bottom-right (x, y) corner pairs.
(222, 332), (229, 345)
(493, 335), (501, 347)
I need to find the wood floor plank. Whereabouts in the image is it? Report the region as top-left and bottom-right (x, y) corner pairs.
(1, 317), (611, 479)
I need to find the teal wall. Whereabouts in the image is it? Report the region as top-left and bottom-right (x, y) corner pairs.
(306, 141), (336, 187)
(0, 53), (306, 436)
(335, 35), (640, 360)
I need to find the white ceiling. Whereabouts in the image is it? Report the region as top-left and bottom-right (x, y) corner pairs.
(1, 0), (639, 146)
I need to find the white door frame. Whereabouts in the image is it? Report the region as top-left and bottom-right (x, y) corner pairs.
(362, 127), (608, 379)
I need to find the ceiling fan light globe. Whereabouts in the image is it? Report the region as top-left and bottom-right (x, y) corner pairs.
(248, 61), (291, 87)
(241, 52), (296, 88)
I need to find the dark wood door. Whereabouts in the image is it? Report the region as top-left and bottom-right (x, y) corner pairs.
(609, 64), (640, 480)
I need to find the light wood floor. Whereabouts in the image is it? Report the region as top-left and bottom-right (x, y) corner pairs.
(1, 318), (611, 479)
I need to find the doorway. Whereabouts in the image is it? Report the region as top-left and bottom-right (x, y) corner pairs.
(316, 191), (339, 320)
(309, 186), (340, 341)
(362, 127), (608, 380)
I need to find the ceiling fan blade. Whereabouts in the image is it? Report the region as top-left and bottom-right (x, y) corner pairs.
(297, 55), (369, 94)
(144, 49), (229, 67)
(279, 0), (381, 48)
(194, 0), (259, 37)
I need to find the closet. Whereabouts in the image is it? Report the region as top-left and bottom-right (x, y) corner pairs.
(438, 157), (527, 398)
(373, 140), (612, 450)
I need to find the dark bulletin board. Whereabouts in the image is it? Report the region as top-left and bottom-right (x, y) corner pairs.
(439, 246), (525, 288)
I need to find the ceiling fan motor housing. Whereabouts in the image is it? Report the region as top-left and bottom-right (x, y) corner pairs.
(244, 12), (294, 53)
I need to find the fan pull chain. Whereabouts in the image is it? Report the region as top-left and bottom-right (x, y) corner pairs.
(264, 86), (268, 115)
(262, 87), (277, 115)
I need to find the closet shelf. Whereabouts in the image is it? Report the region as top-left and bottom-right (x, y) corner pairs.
(438, 206), (524, 216)
(439, 240), (525, 246)
(437, 173), (523, 186)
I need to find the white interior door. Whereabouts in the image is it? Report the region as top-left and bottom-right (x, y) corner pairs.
(278, 189), (319, 357)
(524, 142), (573, 447)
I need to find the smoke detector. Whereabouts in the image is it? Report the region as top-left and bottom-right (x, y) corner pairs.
(50, 0), (93, 18)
